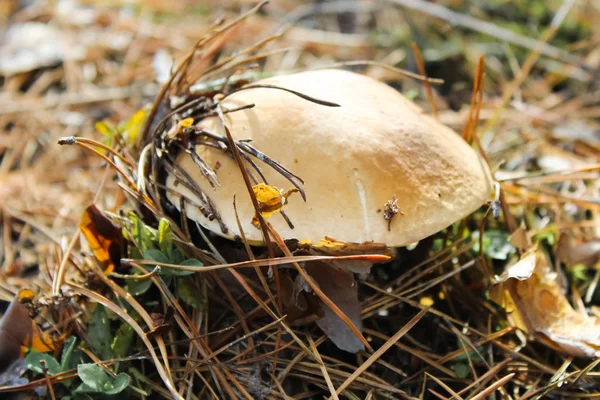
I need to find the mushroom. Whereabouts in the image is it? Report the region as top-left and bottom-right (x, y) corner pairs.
(165, 69), (494, 351)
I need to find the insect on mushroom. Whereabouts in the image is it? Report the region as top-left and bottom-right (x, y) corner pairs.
(163, 69), (495, 352)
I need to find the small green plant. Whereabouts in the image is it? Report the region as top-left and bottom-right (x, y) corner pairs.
(122, 216), (204, 309)
(24, 337), (131, 398)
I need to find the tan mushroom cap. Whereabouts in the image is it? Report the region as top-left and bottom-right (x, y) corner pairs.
(166, 69), (494, 247)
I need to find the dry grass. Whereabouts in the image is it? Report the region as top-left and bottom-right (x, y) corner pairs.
(1, 0), (599, 399)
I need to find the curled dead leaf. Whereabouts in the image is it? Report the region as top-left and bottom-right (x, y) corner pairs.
(490, 250), (600, 357)
(80, 204), (123, 274)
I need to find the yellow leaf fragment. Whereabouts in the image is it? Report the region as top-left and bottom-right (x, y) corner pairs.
(490, 250), (600, 357)
(123, 109), (147, 144)
(166, 117), (194, 140)
(251, 183), (298, 226)
(95, 121), (118, 137)
(25, 323), (60, 354)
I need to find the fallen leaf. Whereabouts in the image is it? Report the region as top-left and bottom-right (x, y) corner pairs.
(490, 250), (600, 357)
(556, 234), (600, 267)
(0, 296), (57, 372)
(305, 262), (364, 353)
(251, 183), (298, 227)
(508, 223), (530, 251)
(280, 273), (321, 325)
(80, 204), (123, 274)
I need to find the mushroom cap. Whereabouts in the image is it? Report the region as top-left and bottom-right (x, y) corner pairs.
(166, 69), (494, 247)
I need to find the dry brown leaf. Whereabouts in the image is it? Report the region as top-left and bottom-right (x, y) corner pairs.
(80, 204), (123, 274)
(490, 250), (600, 357)
(556, 234), (600, 267)
(305, 262), (364, 353)
(508, 223), (530, 251)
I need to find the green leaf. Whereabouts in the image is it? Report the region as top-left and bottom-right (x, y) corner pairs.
(130, 213), (155, 253)
(454, 342), (485, 362)
(158, 219), (173, 256)
(75, 364), (130, 395)
(569, 263), (589, 282)
(126, 274), (153, 295)
(170, 248), (185, 265)
(60, 336), (78, 371)
(77, 364), (109, 392)
(111, 322), (135, 359)
(127, 366), (151, 386)
(25, 351), (61, 375)
(143, 249), (170, 264)
(161, 257), (202, 276)
(105, 373), (130, 395)
(88, 305), (112, 360)
(181, 258), (203, 267)
(451, 362), (470, 378)
(177, 277), (204, 309)
(130, 247), (142, 260)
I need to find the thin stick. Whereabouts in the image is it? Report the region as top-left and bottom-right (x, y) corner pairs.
(57, 139), (138, 189)
(313, 60), (444, 83)
(469, 373), (515, 400)
(308, 337), (340, 400)
(51, 230), (79, 296)
(125, 253), (389, 272)
(330, 308), (427, 398)
(62, 136), (133, 167)
(40, 361), (57, 400)
(463, 56), (484, 144)
(411, 43), (438, 119)
(425, 372), (463, 400)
